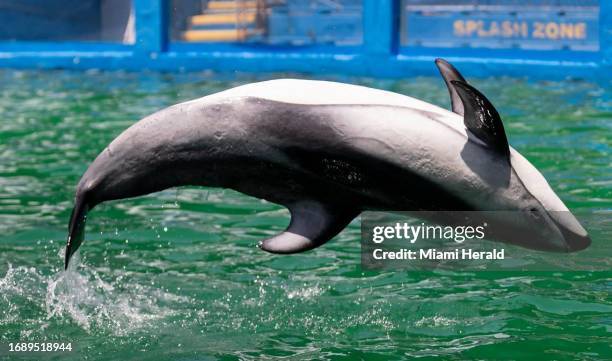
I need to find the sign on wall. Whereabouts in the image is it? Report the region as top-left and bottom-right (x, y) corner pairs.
(401, 4), (599, 51)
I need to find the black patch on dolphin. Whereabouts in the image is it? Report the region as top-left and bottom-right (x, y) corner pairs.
(451, 80), (511, 162)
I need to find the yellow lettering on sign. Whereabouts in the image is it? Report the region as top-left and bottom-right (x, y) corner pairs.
(453, 20), (465, 36)
(502, 21), (513, 37)
(480, 21), (500, 37)
(521, 22), (529, 37)
(545, 22), (559, 39)
(466, 20), (481, 36)
(452, 20), (587, 40)
(490, 21), (501, 36)
(532, 22), (587, 40)
(512, 22), (529, 38)
(575, 22), (586, 39)
(560, 23), (574, 39)
(533, 22), (545, 38)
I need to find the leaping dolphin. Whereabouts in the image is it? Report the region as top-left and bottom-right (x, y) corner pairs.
(64, 59), (590, 269)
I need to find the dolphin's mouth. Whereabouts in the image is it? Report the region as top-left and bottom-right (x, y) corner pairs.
(65, 194), (89, 270)
(546, 210), (591, 252)
(553, 218), (591, 252)
(485, 210), (591, 253)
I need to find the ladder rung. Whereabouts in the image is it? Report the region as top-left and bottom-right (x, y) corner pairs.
(182, 29), (250, 42)
(207, 1), (258, 10)
(190, 12), (257, 26)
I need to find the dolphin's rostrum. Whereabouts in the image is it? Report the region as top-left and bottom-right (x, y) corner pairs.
(64, 59), (591, 269)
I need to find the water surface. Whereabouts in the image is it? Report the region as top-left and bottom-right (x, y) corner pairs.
(0, 70), (610, 360)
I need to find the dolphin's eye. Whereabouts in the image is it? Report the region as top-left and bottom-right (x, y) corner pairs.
(528, 207), (541, 220)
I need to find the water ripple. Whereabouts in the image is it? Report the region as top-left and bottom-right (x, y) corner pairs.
(0, 70), (610, 359)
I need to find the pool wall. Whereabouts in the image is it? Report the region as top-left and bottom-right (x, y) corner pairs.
(0, 0), (609, 80)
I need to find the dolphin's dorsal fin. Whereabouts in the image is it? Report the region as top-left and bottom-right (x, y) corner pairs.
(450, 80), (511, 162)
(258, 201), (358, 254)
(435, 58), (467, 116)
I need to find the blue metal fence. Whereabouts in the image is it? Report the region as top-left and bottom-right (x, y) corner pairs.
(0, 0), (608, 80)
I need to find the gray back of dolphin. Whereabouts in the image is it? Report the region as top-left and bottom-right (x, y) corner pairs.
(64, 59), (591, 269)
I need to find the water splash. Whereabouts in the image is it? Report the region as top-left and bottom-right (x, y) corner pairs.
(45, 268), (178, 335)
(285, 284), (325, 300)
(1, 252), (188, 338)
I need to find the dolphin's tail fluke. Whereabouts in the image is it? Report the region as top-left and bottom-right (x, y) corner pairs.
(64, 192), (89, 270)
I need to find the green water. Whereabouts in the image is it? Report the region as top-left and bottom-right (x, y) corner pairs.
(0, 70), (610, 360)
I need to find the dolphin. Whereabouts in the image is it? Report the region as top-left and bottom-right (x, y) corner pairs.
(64, 59), (590, 269)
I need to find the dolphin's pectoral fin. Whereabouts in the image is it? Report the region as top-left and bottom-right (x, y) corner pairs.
(258, 201), (359, 254)
(435, 58), (467, 116)
(450, 80), (511, 163)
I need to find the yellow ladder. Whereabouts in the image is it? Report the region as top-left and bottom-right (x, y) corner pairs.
(182, 1), (262, 42)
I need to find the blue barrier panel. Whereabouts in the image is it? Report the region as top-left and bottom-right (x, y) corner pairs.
(266, 12), (362, 45)
(602, 0), (612, 65)
(172, 0), (363, 46)
(0, 0), (608, 80)
(0, 0), (133, 42)
(364, 0), (397, 54)
(0, 0), (100, 41)
(135, 0), (167, 52)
